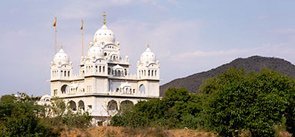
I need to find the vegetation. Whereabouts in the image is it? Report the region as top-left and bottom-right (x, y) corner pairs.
(111, 68), (295, 137)
(111, 88), (205, 129)
(0, 93), (91, 137)
(1, 68), (294, 136)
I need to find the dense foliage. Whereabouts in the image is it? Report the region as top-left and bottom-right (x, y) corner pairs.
(200, 69), (295, 137)
(111, 69), (295, 137)
(111, 88), (205, 129)
(0, 93), (58, 136)
(0, 93), (91, 137)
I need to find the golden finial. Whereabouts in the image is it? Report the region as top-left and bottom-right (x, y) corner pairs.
(102, 12), (107, 25)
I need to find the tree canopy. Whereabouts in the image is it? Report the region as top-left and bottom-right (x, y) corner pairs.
(0, 93), (91, 136)
(111, 68), (295, 137)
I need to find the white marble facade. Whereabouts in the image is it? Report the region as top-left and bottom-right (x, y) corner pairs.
(49, 16), (160, 124)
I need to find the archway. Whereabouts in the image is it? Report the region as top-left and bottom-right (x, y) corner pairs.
(120, 100), (134, 112)
(68, 100), (76, 111)
(139, 84), (145, 94)
(61, 85), (68, 94)
(78, 100), (85, 110)
(107, 100), (118, 111)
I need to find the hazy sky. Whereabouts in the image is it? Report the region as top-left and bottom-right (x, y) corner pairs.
(1, 0), (295, 96)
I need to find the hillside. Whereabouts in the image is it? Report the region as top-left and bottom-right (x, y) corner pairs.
(160, 56), (295, 96)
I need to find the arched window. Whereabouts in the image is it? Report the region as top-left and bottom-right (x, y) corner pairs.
(139, 84), (145, 94)
(68, 71), (70, 77)
(64, 71), (67, 77)
(68, 100), (76, 111)
(148, 70), (150, 76)
(61, 85), (68, 94)
(107, 100), (118, 111)
(99, 66), (101, 72)
(120, 100), (134, 112)
(103, 66), (105, 72)
(118, 71), (121, 76)
(78, 100), (85, 110)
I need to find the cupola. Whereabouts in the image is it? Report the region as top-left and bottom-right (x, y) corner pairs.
(53, 49), (70, 65)
(140, 47), (156, 65)
(88, 43), (104, 59)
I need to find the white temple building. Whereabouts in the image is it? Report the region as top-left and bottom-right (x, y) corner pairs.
(49, 15), (160, 124)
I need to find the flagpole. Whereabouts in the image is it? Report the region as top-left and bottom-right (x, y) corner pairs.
(81, 19), (84, 56)
(53, 17), (57, 53)
(55, 26), (57, 53)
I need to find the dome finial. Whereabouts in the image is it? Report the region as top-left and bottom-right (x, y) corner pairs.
(102, 11), (107, 25)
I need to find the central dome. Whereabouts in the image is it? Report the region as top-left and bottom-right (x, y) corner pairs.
(93, 25), (115, 44)
(88, 43), (104, 59)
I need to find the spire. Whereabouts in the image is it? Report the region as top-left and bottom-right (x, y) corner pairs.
(102, 12), (107, 25)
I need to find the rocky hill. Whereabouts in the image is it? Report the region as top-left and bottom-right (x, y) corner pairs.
(160, 56), (295, 96)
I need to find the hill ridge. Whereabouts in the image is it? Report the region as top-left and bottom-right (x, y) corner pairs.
(160, 56), (295, 96)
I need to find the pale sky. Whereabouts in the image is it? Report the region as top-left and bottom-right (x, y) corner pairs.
(1, 0), (295, 96)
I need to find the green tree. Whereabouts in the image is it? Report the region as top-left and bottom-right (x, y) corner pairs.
(0, 93), (58, 137)
(200, 68), (295, 137)
(111, 88), (204, 129)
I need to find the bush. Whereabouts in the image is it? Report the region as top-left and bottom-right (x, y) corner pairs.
(110, 88), (205, 129)
(200, 68), (295, 137)
(0, 94), (59, 136)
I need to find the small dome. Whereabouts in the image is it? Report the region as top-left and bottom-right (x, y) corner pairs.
(93, 25), (115, 44)
(53, 49), (70, 65)
(88, 44), (104, 59)
(40, 94), (51, 102)
(140, 47), (156, 64)
(113, 64), (124, 70)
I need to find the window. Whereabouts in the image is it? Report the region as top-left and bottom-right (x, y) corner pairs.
(139, 84), (145, 94)
(61, 85), (68, 94)
(53, 89), (57, 96)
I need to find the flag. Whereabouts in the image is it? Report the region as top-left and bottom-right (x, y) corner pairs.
(80, 19), (84, 30)
(53, 17), (57, 28)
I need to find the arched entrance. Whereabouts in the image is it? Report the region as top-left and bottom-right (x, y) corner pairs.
(120, 100), (134, 113)
(139, 84), (145, 94)
(107, 100), (118, 111)
(78, 100), (85, 110)
(68, 100), (76, 111)
(61, 85), (68, 94)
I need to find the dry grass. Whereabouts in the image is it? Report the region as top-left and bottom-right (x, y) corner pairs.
(60, 126), (217, 137)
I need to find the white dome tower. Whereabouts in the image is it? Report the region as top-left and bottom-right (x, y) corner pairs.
(137, 46), (160, 80)
(50, 48), (73, 96)
(136, 46), (160, 97)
